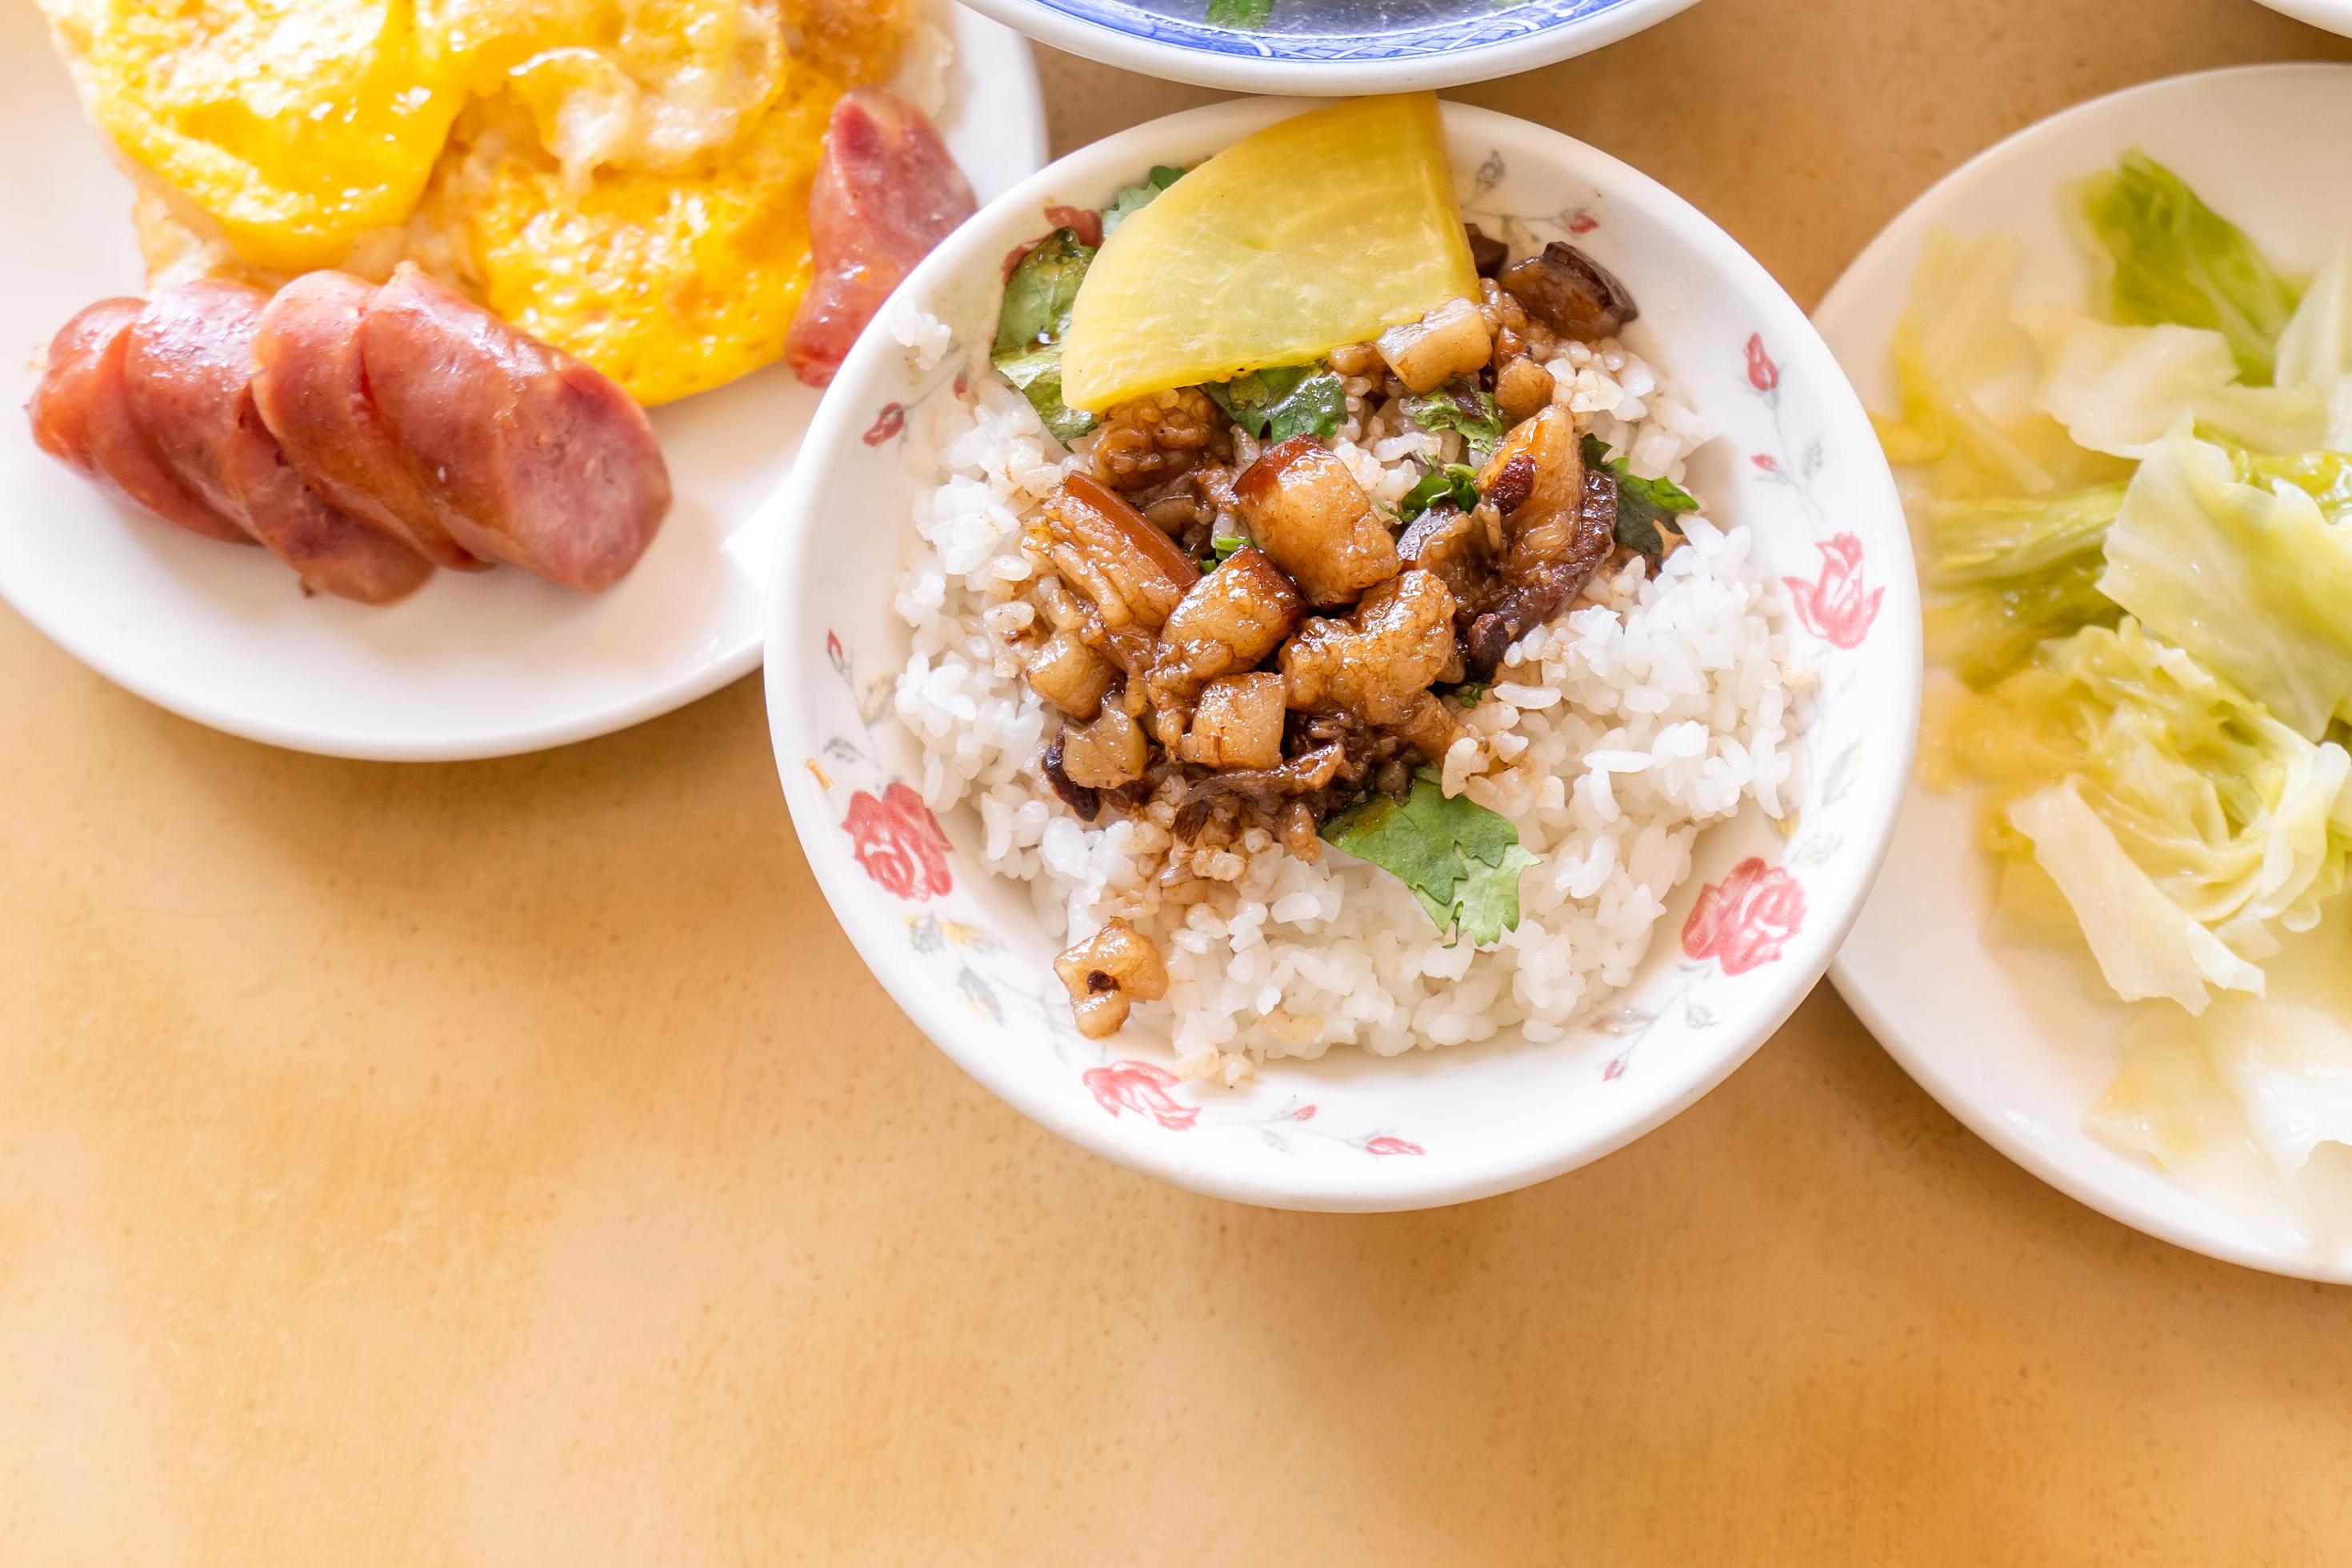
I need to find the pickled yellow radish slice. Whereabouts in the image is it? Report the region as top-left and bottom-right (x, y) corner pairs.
(1059, 94), (1479, 413)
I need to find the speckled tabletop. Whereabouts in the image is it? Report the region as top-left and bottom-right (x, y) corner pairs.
(7, 1), (2352, 1562)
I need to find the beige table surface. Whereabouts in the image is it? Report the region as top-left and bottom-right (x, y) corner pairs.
(9, 2), (2352, 1562)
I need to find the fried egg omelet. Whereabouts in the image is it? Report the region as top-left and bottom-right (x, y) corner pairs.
(37, 0), (922, 406)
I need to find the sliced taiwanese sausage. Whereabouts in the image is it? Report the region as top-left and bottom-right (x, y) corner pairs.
(30, 298), (252, 544)
(251, 271), (488, 571)
(359, 264), (670, 592)
(28, 298), (138, 474)
(783, 89), (977, 387)
(123, 281), (433, 605)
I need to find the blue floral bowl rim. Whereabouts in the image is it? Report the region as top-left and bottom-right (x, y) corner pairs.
(956, 0), (1702, 93)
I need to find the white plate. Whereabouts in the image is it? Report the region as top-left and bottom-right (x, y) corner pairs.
(2256, 0), (2352, 38)
(0, 5), (1044, 761)
(1817, 63), (2352, 1282)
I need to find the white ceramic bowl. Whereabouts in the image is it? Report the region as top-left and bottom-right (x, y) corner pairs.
(957, 0), (1698, 94)
(764, 98), (1916, 1210)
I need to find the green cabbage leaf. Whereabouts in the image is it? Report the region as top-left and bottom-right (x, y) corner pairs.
(1934, 619), (2352, 970)
(2097, 424), (2352, 738)
(2026, 312), (2326, 458)
(2070, 150), (2302, 385)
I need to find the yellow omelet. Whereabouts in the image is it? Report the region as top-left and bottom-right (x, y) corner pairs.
(40, 0), (466, 274)
(38, 0), (919, 404)
(432, 65), (835, 406)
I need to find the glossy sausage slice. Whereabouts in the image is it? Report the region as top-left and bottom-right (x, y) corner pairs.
(28, 298), (137, 474)
(360, 265), (670, 592)
(784, 89), (977, 388)
(252, 271), (488, 572)
(123, 281), (433, 605)
(30, 298), (253, 544)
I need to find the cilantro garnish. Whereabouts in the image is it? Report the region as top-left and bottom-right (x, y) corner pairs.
(1581, 433), (1698, 554)
(1320, 770), (1539, 947)
(1398, 462), (1483, 522)
(993, 229), (1097, 443)
(1402, 379), (1504, 454)
(1102, 165), (1188, 234)
(1206, 365), (1347, 443)
(1206, 0), (1274, 25)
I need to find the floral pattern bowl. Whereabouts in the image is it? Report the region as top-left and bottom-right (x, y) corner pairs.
(952, 0), (1701, 95)
(762, 99), (1917, 1210)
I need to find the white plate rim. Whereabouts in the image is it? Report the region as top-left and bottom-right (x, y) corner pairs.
(2253, 0), (2352, 40)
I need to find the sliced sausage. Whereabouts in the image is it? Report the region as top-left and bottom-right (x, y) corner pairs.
(124, 281), (433, 604)
(34, 298), (254, 544)
(29, 298), (138, 474)
(252, 271), (488, 571)
(784, 89), (978, 388)
(360, 265), (670, 593)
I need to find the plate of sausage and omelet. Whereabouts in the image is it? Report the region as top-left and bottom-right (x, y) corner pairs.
(2, 0), (1044, 759)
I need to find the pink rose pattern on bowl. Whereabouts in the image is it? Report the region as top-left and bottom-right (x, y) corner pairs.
(807, 629), (1430, 1158)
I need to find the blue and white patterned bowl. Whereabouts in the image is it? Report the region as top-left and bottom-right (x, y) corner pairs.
(959, 0), (1701, 94)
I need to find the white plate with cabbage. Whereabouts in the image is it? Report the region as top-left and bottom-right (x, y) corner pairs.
(1819, 63), (2352, 1281)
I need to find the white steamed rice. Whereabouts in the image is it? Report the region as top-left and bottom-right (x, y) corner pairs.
(891, 326), (1814, 1084)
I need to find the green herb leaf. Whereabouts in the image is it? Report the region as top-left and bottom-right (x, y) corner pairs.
(1102, 165), (1188, 235)
(992, 229), (1098, 442)
(1205, 0), (1274, 26)
(994, 230), (1091, 358)
(996, 348), (1097, 444)
(1402, 380), (1503, 453)
(1398, 462), (1483, 522)
(1453, 680), (1490, 707)
(2072, 150), (2302, 386)
(1582, 433), (1699, 554)
(1206, 365), (1348, 443)
(1320, 770), (1538, 947)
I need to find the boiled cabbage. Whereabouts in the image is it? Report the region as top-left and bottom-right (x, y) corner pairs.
(1871, 229), (2066, 494)
(1939, 618), (2351, 946)
(2091, 982), (2352, 1261)
(1881, 154), (2352, 1246)
(2026, 313), (2325, 458)
(2088, 1010), (2322, 1256)
(2275, 239), (2352, 446)
(1921, 484), (2124, 686)
(2009, 781), (2262, 1012)
(2070, 150), (2302, 386)
(1925, 482), (2127, 582)
(2098, 423), (2352, 738)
